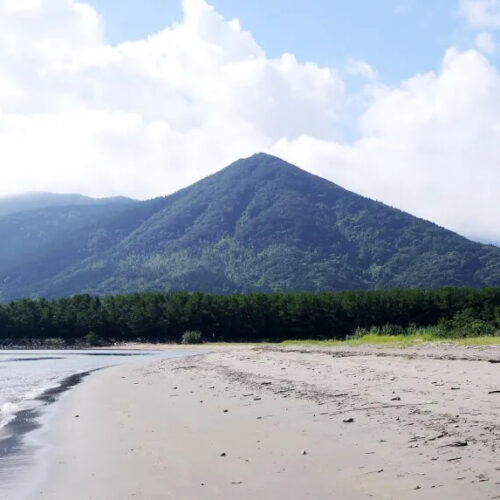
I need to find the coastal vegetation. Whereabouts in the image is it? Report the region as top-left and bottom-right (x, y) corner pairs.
(0, 287), (499, 347)
(181, 330), (204, 344)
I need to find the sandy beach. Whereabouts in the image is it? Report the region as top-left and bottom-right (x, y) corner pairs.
(30, 344), (500, 499)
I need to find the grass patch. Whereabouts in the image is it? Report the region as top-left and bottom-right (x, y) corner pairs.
(182, 333), (500, 348)
(445, 336), (500, 346)
(281, 334), (500, 348)
(193, 341), (275, 347)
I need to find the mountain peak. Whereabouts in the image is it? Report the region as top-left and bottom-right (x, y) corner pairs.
(0, 153), (499, 300)
(213, 153), (319, 189)
(231, 152), (301, 171)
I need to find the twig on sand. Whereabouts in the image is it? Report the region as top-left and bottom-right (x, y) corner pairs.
(439, 441), (468, 448)
(364, 469), (384, 474)
(328, 401), (437, 416)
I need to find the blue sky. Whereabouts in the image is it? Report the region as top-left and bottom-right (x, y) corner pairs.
(88, 0), (497, 82)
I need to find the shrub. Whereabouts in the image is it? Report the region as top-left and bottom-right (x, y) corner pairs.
(438, 311), (498, 338)
(352, 327), (370, 338)
(85, 330), (99, 346)
(381, 324), (403, 336)
(181, 330), (204, 344)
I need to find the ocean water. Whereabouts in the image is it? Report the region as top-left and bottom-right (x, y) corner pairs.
(0, 349), (192, 498)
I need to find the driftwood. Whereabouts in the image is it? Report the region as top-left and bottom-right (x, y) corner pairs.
(328, 401), (437, 416)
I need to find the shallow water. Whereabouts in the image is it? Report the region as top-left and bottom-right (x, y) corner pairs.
(0, 349), (192, 498)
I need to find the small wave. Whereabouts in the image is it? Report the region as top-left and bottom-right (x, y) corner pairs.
(23, 380), (62, 402)
(0, 402), (18, 429)
(0, 378), (66, 431)
(0, 357), (65, 363)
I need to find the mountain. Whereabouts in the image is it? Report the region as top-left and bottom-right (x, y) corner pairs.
(0, 192), (134, 217)
(0, 153), (499, 301)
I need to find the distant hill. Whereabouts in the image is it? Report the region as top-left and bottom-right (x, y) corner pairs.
(0, 192), (134, 217)
(0, 153), (499, 301)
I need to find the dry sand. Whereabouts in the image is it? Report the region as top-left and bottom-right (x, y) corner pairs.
(30, 344), (500, 499)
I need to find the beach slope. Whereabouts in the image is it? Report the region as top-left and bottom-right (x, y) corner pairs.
(31, 344), (500, 499)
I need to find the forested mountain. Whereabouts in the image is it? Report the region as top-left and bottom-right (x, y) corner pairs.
(1, 153), (499, 301)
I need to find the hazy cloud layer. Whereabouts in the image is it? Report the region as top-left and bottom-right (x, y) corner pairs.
(1, 0), (500, 243)
(460, 0), (500, 28)
(476, 32), (497, 52)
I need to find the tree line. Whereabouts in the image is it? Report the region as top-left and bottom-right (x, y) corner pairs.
(0, 287), (499, 346)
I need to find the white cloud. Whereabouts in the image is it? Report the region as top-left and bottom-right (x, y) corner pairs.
(346, 58), (378, 81)
(0, 0), (344, 199)
(459, 0), (500, 28)
(1, 0), (500, 244)
(475, 32), (497, 52)
(273, 48), (500, 243)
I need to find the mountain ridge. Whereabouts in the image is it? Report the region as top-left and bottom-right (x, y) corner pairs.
(0, 153), (499, 300)
(0, 192), (136, 217)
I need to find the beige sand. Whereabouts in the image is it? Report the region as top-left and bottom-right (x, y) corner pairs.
(30, 344), (500, 499)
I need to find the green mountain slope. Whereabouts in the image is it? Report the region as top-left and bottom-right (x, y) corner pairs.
(0, 199), (166, 301)
(1, 153), (499, 300)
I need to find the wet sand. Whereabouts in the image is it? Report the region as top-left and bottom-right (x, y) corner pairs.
(31, 344), (500, 499)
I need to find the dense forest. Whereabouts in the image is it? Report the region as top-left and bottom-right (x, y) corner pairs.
(1, 154), (500, 302)
(0, 287), (499, 346)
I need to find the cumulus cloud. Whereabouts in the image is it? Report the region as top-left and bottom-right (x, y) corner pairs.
(1, 0), (500, 244)
(0, 0), (344, 198)
(459, 0), (500, 28)
(273, 48), (500, 244)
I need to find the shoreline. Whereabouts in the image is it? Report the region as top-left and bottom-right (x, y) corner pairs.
(28, 344), (500, 499)
(0, 348), (199, 499)
(0, 369), (97, 500)
(0, 369), (94, 458)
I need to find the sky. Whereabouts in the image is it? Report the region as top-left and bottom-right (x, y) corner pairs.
(1, 0), (500, 244)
